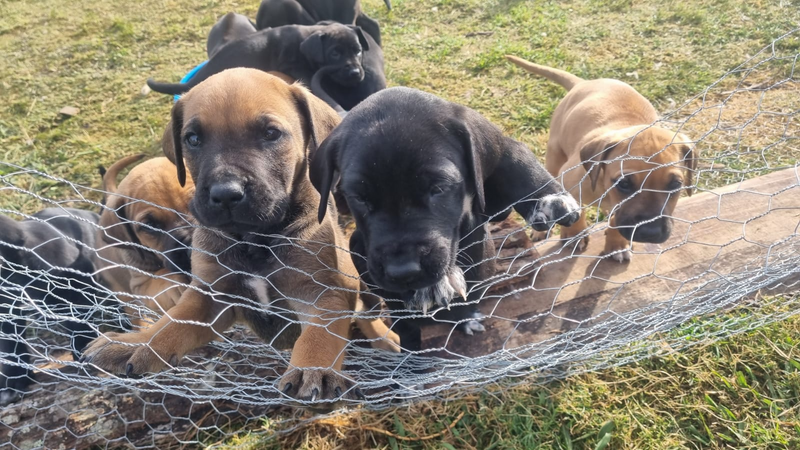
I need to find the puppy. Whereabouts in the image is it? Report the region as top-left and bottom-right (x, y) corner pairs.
(147, 23), (370, 96)
(256, 0), (390, 46)
(1, 208), (103, 405)
(506, 56), (697, 262)
(310, 87), (581, 350)
(207, 12), (257, 59)
(83, 69), (399, 402)
(97, 154), (195, 327)
(310, 23), (385, 112)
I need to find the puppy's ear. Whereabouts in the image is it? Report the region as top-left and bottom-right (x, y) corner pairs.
(579, 134), (621, 192)
(677, 133), (698, 197)
(450, 106), (567, 221)
(348, 25), (370, 51)
(448, 117), (487, 213)
(291, 84), (341, 159)
(0, 215), (25, 263)
(168, 100), (187, 187)
(98, 195), (137, 247)
(300, 32), (326, 66)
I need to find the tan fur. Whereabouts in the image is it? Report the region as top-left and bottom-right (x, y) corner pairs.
(96, 156), (195, 326)
(506, 55), (697, 262)
(84, 69), (399, 402)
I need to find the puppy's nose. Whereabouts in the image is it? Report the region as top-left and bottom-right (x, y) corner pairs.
(348, 67), (361, 78)
(209, 182), (244, 207)
(384, 260), (423, 284)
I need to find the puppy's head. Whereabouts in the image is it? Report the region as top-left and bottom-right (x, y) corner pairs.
(311, 87), (569, 307)
(99, 157), (196, 272)
(301, 23), (369, 87)
(165, 68), (339, 234)
(580, 126), (697, 243)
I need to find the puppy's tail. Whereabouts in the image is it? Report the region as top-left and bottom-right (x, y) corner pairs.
(505, 55), (583, 91)
(147, 78), (191, 96)
(102, 154), (146, 195)
(384, 0), (392, 10)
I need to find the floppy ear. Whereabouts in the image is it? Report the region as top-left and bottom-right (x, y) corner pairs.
(309, 133), (340, 223)
(98, 195), (138, 247)
(348, 25), (370, 51)
(291, 84), (341, 159)
(449, 106), (562, 221)
(168, 100), (187, 187)
(291, 84), (342, 223)
(300, 32), (326, 66)
(676, 133), (698, 197)
(448, 117), (486, 213)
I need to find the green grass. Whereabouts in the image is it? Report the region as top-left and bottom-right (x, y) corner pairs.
(1, 0), (799, 448)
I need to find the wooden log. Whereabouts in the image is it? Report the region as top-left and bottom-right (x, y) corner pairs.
(421, 167), (800, 356)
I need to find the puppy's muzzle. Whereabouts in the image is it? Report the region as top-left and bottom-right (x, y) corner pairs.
(333, 65), (364, 86)
(616, 216), (673, 243)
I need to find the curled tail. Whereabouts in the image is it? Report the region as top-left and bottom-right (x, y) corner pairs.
(102, 154), (146, 194)
(147, 78), (191, 96)
(311, 67), (347, 117)
(505, 55), (584, 91)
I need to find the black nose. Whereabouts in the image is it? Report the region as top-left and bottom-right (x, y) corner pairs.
(209, 182), (244, 207)
(384, 260), (423, 285)
(348, 67), (361, 78)
(629, 217), (670, 243)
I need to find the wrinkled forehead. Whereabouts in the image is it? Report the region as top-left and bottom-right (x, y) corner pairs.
(180, 72), (299, 133)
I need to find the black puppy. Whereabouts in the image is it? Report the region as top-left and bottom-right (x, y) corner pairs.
(207, 12), (257, 59)
(311, 24), (385, 112)
(0, 208), (103, 405)
(256, 0), (390, 46)
(147, 23), (370, 96)
(310, 87), (582, 350)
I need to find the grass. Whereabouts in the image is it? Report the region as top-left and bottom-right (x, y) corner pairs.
(0, 0), (799, 448)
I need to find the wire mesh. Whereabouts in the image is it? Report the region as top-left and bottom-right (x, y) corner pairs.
(0, 28), (799, 449)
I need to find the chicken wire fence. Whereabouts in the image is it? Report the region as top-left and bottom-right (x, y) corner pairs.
(1, 29), (799, 448)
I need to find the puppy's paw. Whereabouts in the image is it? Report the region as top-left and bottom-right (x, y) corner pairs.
(81, 332), (175, 376)
(411, 266), (466, 313)
(562, 233), (590, 252)
(531, 229), (548, 242)
(370, 329), (402, 353)
(279, 368), (359, 404)
(602, 248), (632, 263)
(529, 193), (581, 232)
(457, 311), (486, 336)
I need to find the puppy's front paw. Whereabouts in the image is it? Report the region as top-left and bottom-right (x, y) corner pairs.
(371, 329), (402, 353)
(602, 248), (632, 263)
(279, 368), (359, 403)
(81, 332), (175, 376)
(457, 311), (486, 336)
(529, 193), (581, 232)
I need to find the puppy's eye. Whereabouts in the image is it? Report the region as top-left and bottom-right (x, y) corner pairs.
(263, 128), (282, 142)
(614, 177), (634, 194)
(137, 219), (162, 235)
(429, 184), (451, 198)
(668, 179), (684, 192)
(349, 194), (373, 211)
(330, 49), (342, 60)
(184, 133), (201, 149)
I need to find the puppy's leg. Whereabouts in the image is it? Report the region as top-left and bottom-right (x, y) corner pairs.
(603, 217), (632, 263)
(0, 301), (34, 406)
(279, 294), (356, 401)
(82, 288), (235, 375)
(353, 289), (400, 352)
(559, 210), (590, 252)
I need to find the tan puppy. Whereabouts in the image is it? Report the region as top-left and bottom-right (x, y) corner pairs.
(506, 56), (697, 262)
(83, 69), (399, 402)
(97, 155), (196, 326)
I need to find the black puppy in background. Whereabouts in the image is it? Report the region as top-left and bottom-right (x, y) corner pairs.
(147, 22), (370, 96)
(256, 0), (390, 46)
(310, 87), (581, 350)
(310, 23), (385, 113)
(206, 12), (257, 58)
(0, 208), (103, 405)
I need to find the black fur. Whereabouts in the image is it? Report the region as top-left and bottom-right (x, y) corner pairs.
(0, 208), (103, 405)
(310, 88), (580, 350)
(147, 23), (369, 96)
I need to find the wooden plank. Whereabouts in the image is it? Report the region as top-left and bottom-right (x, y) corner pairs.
(421, 167), (800, 356)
